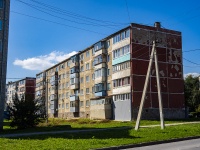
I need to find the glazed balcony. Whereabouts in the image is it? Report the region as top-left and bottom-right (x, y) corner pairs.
(95, 90), (107, 97)
(70, 101), (79, 112)
(70, 95), (79, 101)
(95, 48), (106, 57)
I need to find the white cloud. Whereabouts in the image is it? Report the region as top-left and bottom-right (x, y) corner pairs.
(184, 72), (200, 78)
(13, 51), (77, 71)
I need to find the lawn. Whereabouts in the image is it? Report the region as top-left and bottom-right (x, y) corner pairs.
(0, 118), (200, 150)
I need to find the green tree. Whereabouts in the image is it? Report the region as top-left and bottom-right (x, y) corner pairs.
(9, 93), (41, 129)
(184, 75), (200, 112)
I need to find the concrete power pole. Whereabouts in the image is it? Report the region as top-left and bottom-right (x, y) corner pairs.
(135, 40), (165, 130)
(0, 0), (10, 131)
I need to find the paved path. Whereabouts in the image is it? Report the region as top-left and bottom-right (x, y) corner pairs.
(0, 121), (199, 138)
(128, 138), (200, 150)
(139, 121), (200, 128)
(0, 126), (131, 138)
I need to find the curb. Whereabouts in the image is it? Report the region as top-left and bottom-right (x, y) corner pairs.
(94, 136), (200, 150)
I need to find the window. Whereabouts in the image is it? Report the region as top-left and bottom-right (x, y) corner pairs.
(107, 55), (110, 62)
(94, 42), (103, 52)
(113, 93), (130, 101)
(80, 77), (84, 83)
(66, 82), (69, 88)
(86, 51), (90, 57)
(107, 41), (110, 48)
(92, 48), (95, 55)
(92, 60), (95, 67)
(80, 66), (84, 72)
(94, 55), (103, 65)
(113, 77), (130, 88)
(80, 54), (84, 60)
(107, 69), (110, 76)
(62, 103), (64, 109)
(67, 61), (70, 67)
(107, 83), (111, 90)
(86, 100), (90, 107)
(80, 101), (84, 107)
(113, 45), (130, 59)
(66, 92), (69, 98)
(92, 86), (95, 93)
(95, 83), (104, 92)
(86, 76), (89, 82)
(86, 63), (90, 70)
(95, 68), (106, 78)
(86, 88), (89, 94)
(113, 29), (130, 44)
(80, 89), (83, 95)
(92, 73), (95, 80)
(113, 61), (130, 73)
(66, 103), (69, 109)
(58, 104), (61, 109)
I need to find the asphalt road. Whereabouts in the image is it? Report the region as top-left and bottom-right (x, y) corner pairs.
(128, 138), (200, 150)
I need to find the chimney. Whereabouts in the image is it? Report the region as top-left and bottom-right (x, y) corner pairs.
(154, 22), (161, 28)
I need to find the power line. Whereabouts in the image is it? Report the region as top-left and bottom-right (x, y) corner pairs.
(29, 0), (128, 25)
(183, 49), (200, 53)
(15, 0), (123, 29)
(125, 0), (131, 23)
(11, 11), (107, 35)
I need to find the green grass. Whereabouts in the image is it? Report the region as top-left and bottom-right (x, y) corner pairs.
(2, 118), (200, 134)
(1, 118), (200, 150)
(0, 123), (200, 150)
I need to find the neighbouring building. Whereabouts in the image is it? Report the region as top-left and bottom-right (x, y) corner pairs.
(36, 22), (185, 121)
(0, 0), (10, 129)
(6, 77), (36, 107)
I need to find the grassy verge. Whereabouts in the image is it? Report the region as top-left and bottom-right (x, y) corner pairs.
(0, 123), (200, 150)
(2, 118), (200, 134)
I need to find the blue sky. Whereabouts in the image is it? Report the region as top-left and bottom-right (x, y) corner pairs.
(8, 0), (200, 81)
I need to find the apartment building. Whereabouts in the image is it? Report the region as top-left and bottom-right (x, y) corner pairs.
(0, 0), (10, 129)
(36, 22), (185, 121)
(6, 77), (36, 107)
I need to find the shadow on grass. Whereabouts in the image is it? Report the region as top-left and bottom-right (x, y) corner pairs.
(1, 126), (138, 140)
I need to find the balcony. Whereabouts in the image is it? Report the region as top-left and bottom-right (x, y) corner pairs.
(70, 95), (79, 101)
(95, 62), (106, 70)
(95, 90), (106, 97)
(112, 68), (130, 80)
(70, 61), (79, 68)
(95, 76), (106, 84)
(70, 101), (79, 112)
(70, 83), (79, 89)
(70, 73), (79, 79)
(112, 53), (130, 66)
(113, 85), (131, 94)
(95, 48), (106, 57)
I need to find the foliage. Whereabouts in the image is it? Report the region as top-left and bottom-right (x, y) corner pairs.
(184, 75), (200, 112)
(8, 93), (41, 129)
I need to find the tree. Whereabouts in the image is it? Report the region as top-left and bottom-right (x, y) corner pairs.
(184, 75), (200, 112)
(8, 93), (41, 129)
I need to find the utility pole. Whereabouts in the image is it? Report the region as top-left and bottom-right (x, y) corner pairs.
(45, 79), (48, 123)
(135, 40), (165, 130)
(0, 0), (10, 131)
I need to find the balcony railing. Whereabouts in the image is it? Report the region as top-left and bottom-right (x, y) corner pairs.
(95, 48), (106, 57)
(95, 76), (106, 84)
(70, 95), (79, 101)
(95, 90), (107, 97)
(70, 101), (79, 112)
